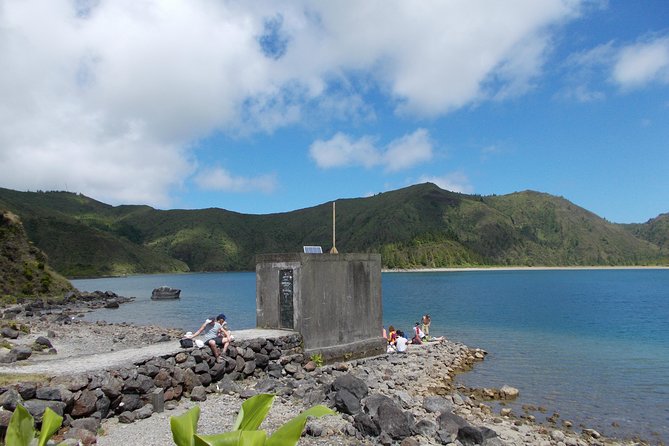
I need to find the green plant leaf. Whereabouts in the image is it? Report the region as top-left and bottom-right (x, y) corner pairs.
(37, 407), (63, 446)
(194, 430), (267, 446)
(170, 405), (201, 446)
(232, 394), (275, 431)
(5, 404), (35, 446)
(266, 405), (335, 446)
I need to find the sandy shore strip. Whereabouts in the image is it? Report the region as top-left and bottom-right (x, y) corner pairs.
(384, 265), (669, 273)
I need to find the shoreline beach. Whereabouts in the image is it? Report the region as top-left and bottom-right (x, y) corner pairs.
(384, 265), (669, 273)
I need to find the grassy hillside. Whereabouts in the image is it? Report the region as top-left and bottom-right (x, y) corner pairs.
(481, 191), (660, 265)
(0, 188), (189, 277)
(0, 210), (73, 298)
(620, 213), (669, 254)
(0, 184), (666, 277)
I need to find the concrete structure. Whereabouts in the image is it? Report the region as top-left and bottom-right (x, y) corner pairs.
(256, 253), (385, 361)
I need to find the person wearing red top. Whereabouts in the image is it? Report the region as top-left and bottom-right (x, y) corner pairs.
(387, 325), (397, 346)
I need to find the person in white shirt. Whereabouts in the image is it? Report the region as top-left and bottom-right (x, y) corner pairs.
(396, 330), (408, 353)
(412, 322), (425, 344)
(187, 313), (227, 361)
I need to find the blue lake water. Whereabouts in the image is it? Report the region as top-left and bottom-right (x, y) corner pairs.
(72, 268), (669, 443)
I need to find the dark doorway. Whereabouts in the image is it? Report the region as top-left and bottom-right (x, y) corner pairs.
(279, 269), (294, 329)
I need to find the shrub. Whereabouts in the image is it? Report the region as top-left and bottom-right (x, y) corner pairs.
(170, 393), (334, 446)
(309, 353), (324, 367)
(3, 404), (64, 446)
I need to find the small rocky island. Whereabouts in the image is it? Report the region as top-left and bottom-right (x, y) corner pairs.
(151, 286), (181, 300)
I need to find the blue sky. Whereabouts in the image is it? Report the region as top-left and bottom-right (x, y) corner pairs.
(1, 1), (668, 223)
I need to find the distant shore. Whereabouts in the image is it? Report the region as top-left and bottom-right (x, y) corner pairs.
(384, 265), (669, 273)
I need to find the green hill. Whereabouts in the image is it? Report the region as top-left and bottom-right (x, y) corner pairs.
(0, 210), (74, 298)
(620, 213), (669, 254)
(0, 188), (189, 277)
(0, 183), (666, 277)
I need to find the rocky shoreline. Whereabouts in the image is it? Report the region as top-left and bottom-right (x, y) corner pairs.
(0, 293), (653, 445)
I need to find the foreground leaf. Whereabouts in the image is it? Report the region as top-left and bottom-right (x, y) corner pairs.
(170, 405), (201, 446)
(194, 430), (267, 446)
(37, 407), (63, 446)
(266, 405), (335, 446)
(5, 404), (35, 446)
(232, 394), (275, 431)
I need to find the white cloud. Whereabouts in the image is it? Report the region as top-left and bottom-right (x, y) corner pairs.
(560, 35), (669, 101)
(558, 42), (614, 102)
(309, 133), (380, 169)
(613, 36), (669, 88)
(383, 129), (433, 172)
(0, 0), (582, 205)
(195, 168), (277, 194)
(419, 172), (474, 194)
(309, 129), (433, 172)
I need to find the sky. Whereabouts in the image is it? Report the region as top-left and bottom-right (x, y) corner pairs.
(1, 1), (668, 224)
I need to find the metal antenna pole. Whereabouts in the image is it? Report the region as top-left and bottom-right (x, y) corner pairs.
(330, 201), (338, 254)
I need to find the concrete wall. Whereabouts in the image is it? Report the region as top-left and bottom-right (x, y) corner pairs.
(256, 253), (385, 360)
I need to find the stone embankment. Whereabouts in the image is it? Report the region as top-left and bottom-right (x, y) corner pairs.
(0, 333), (304, 445)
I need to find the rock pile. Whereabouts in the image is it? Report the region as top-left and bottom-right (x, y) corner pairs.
(1, 290), (134, 321)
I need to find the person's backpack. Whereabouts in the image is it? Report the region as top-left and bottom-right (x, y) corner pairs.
(180, 338), (194, 348)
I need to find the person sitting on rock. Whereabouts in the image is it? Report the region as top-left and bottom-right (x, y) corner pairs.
(411, 322), (425, 344)
(217, 314), (233, 356)
(387, 325), (398, 346)
(187, 313), (227, 362)
(395, 330), (408, 353)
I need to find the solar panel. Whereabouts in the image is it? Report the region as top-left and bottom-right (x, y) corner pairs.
(303, 246), (323, 254)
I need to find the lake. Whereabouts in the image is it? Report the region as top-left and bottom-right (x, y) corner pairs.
(72, 268), (669, 443)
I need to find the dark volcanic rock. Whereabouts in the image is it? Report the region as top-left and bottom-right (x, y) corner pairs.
(71, 389), (98, 417)
(457, 425), (484, 446)
(34, 336), (53, 348)
(190, 386), (207, 402)
(11, 346), (32, 361)
(363, 393), (394, 420)
(1, 327), (20, 339)
(23, 399), (67, 421)
(354, 412), (380, 437)
(437, 411), (469, 436)
(334, 388), (362, 415)
(0, 388), (23, 411)
(101, 375), (124, 399)
(331, 373), (369, 415)
(377, 400), (412, 440)
(36, 385), (73, 403)
(423, 395), (453, 414)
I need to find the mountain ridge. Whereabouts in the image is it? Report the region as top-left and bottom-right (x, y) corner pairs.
(0, 183), (666, 277)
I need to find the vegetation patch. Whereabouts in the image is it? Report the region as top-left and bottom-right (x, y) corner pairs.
(0, 373), (50, 386)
